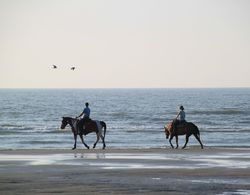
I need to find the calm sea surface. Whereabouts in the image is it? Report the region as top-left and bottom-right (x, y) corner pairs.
(0, 88), (249, 149)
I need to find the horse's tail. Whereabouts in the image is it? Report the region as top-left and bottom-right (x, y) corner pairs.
(192, 123), (200, 136)
(101, 121), (106, 139)
(191, 123), (204, 149)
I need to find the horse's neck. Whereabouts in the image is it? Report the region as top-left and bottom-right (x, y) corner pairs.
(68, 118), (77, 128)
(169, 123), (175, 134)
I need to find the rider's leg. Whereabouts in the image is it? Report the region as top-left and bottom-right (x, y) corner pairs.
(82, 117), (88, 129)
(77, 119), (84, 133)
(173, 119), (179, 135)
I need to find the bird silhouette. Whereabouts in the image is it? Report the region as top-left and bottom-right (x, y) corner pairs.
(71, 67), (76, 70)
(52, 65), (57, 69)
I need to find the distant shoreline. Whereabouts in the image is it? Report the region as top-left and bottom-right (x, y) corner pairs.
(0, 87), (250, 90)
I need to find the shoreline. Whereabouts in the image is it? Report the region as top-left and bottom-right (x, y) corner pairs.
(1, 145), (250, 153)
(1, 147), (250, 194)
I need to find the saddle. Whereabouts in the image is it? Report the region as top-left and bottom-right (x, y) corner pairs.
(171, 120), (187, 135)
(177, 122), (187, 128)
(77, 118), (92, 133)
(82, 118), (92, 128)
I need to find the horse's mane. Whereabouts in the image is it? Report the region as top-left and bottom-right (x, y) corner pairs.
(167, 121), (173, 130)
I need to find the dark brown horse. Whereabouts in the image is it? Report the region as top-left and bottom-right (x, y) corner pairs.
(61, 117), (106, 150)
(164, 121), (203, 149)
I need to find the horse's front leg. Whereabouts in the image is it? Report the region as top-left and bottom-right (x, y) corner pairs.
(194, 133), (204, 149)
(175, 135), (179, 149)
(93, 133), (100, 149)
(72, 133), (77, 150)
(79, 134), (89, 149)
(169, 135), (174, 149)
(100, 134), (106, 149)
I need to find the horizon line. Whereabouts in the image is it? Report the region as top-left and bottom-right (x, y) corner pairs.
(0, 87), (250, 90)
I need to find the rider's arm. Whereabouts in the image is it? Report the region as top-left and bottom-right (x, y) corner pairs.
(175, 111), (180, 119)
(77, 112), (84, 118)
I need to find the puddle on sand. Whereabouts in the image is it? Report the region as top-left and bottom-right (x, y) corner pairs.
(191, 179), (250, 185)
(0, 152), (250, 170)
(216, 190), (250, 195)
(152, 178), (161, 180)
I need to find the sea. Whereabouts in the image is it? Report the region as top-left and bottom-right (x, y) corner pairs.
(0, 88), (249, 150)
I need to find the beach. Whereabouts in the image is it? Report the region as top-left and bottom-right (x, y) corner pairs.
(0, 147), (250, 195)
(1, 0), (250, 192)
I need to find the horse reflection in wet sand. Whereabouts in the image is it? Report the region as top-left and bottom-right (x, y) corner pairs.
(61, 117), (106, 150)
(164, 121), (204, 149)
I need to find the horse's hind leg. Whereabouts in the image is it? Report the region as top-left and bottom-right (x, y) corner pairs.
(72, 134), (77, 150)
(175, 136), (179, 149)
(194, 134), (204, 149)
(79, 134), (89, 149)
(182, 135), (190, 149)
(100, 134), (106, 149)
(93, 133), (100, 148)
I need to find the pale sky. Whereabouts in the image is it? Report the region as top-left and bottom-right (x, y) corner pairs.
(0, 0), (250, 88)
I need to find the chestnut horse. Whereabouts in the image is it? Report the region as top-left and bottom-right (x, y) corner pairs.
(164, 121), (203, 149)
(61, 117), (106, 150)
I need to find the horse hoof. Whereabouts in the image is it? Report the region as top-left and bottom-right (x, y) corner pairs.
(72, 148), (76, 150)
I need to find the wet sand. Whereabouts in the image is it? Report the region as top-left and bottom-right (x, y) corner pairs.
(0, 147), (250, 195)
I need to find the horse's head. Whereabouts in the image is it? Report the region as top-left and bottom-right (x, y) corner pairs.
(164, 122), (173, 139)
(61, 117), (69, 129)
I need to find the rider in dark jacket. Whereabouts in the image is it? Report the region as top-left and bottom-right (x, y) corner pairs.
(77, 102), (91, 130)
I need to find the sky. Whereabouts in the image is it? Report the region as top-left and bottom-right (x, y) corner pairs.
(0, 0), (250, 88)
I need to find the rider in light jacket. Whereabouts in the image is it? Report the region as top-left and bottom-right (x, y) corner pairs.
(173, 105), (186, 134)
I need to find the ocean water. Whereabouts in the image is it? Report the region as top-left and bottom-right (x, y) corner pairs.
(0, 88), (249, 149)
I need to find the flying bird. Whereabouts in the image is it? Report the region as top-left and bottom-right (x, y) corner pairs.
(52, 65), (57, 69)
(71, 67), (76, 70)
